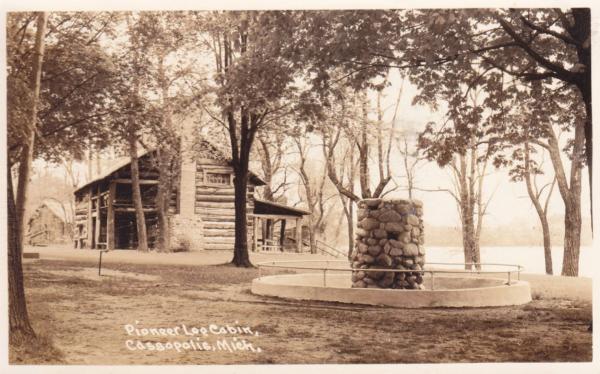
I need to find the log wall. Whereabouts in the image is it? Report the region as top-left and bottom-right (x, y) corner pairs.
(194, 159), (255, 250)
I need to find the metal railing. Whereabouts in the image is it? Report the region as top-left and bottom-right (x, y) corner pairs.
(256, 260), (523, 290)
(315, 240), (347, 258)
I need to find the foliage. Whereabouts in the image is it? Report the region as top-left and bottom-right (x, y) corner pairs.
(7, 12), (123, 164)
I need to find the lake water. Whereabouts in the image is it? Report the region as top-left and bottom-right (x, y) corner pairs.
(426, 246), (594, 277)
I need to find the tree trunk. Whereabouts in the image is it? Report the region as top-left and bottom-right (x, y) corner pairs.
(523, 143), (554, 275)
(346, 199), (354, 259)
(155, 148), (171, 252)
(232, 167), (252, 267)
(544, 117), (584, 276)
(279, 220), (286, 250)
(339, 195), (355, 260)
(155, 54), (175, 252)
(562, 202), (582, 276)
(571, 8), (592, 219)
(86, 148), (93, 181)
(562, 133), (583, 277)
(457, 156), (474, 270)
(308, 219), (317, 254)
(8, 163), (36, 343)
(10, 11), (47, 343)
(265, 219), (273, 242)
(460, 203), (475, 270)
(128, 133), (148, 251)
(541, 218), (553, 275)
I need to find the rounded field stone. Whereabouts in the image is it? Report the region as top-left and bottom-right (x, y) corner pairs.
(357, 208), (368, 221)
(406, 214), (420, 226)
(378, 210), (403, 223)
(367, 245), (382, 256)
(357, 243), (368, 254)
(368, 270), (384, 280)
(359, 217), (380, 230)
(399, 231), (411, 244)
(389, 247), (403, 257)
(361, 254), (375, 264)
(364, 198), (382, 208)
(373, 229), (388, 239)
(395, 204), (411, 214)
(363, 276), (376, 284)
(403, 243), (419, 256)
(385, 222), (404, 233)
(403, 258), (414, 266)
(378, 272), (395, 287)
(376, 253), (393, 267)
(355, 228), (368, 237)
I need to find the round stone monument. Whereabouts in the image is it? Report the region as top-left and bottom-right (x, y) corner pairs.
(351, 198), (425, 289)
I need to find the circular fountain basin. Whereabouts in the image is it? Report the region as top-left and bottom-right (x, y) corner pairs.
(252, 273), (531, 308)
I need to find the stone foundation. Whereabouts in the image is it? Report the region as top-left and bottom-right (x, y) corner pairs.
(169, 214), (204, 251)
(351, 198), (425, 289)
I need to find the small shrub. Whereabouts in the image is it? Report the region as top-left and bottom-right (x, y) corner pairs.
(172, 237), (191, 252)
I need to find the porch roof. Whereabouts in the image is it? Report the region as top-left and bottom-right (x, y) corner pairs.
(253, 199), (310, 218)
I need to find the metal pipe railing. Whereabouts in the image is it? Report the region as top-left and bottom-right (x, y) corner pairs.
(255, 260), (523, 289)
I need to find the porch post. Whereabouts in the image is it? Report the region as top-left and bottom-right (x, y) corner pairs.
(107, 181), (116, 250)
(295, 217), (302, 253)
(252, 215), (258, 252)
(86, 190), (92, 249)
(279, 219), (286, 250)
(94, 186), (101, 249)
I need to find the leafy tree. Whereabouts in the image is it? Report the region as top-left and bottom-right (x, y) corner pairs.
(418, 83), (497, 270)
(318, 86), (397, 257)
(195, 11), (307, 267)
(293, 135), (334, 254)
(301, 9), (590, 181)
(7, 11), (130, 339)
(7, 11), (47, 343)
(300, 9), (590, 275)
(126, 11), (203, 251)
(494, 82), (585, 276)
(507, 141), (556, 275)
(8, 12), (121, 163)
(255, 131), (292, 203)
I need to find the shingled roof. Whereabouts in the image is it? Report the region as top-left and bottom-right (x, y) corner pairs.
(74, 139), (265, 194)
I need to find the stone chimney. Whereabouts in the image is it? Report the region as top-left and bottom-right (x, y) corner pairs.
(167, 115), (203, 251)
(179, 116), (198, 218)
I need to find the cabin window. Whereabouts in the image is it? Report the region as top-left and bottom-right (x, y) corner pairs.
(205, 172), (231, 185)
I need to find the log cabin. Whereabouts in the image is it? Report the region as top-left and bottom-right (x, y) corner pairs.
(27, 199), (73, 246)
(73, 139), (309, 251)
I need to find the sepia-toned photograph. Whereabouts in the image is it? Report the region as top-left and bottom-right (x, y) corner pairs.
(2, 2), (597, 371)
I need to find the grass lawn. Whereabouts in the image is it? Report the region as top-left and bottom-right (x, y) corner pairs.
(11, 257), (592, 364)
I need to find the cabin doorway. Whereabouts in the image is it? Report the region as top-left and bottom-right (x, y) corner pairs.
(114, 211), (158, 249)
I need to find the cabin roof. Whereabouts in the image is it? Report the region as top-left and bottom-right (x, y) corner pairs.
(74, 143), (266, 194)
(39, 199), (73, 223)
(253, 199), (311, 217)
(74, 149), (153, 194)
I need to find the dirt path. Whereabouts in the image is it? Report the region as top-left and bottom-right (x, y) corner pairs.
(14, 259), (592, 364)
(27, 245), (338, 267)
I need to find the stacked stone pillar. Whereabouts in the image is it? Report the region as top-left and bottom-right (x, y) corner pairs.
(351, 198), (425, 289)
